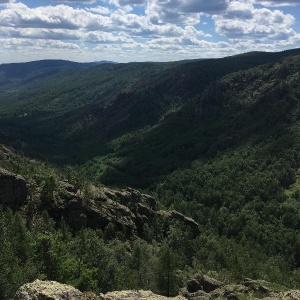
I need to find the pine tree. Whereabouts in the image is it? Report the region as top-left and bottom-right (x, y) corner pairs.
(155, 243), (181, 296)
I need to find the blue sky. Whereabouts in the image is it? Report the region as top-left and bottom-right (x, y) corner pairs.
(0, 0), (300, 63)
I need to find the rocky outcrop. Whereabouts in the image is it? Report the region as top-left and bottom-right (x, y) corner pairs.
(14, 278), (300, 300)
(181, 275), (300, 300)
(0, 144), (199, 239)
(49, 184), (199, 239)
(104, 290), (186, 300)
(14, 280), (185, 300)
(0, 168), (28, 208)
(14, 280), (84, 300)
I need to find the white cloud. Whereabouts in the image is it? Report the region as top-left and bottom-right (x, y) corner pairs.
(254, 0), (300, 6)
(87, 6), (111, 15)
(85, 31), (135, 43)
(107, 0), (146, 12)
(113, 0), (146, 5)
(0, 37), (84, 63)
(214, 1), (295, 41)
(0, 0), (14, 3)
(0, 37), (80, 51)
(146, 0), (229, 25)
(52, 0), (96, 3)
(180, 0), (229, 13)
(0, 3), (114, 30)
(0, 27), (81, 40)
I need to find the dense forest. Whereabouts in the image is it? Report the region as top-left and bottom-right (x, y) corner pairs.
(1, 49), (300, 299)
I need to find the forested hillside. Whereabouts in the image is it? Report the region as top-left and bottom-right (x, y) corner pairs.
(0, 59), (112, 88)
(1, 49), (300, 299)
(1, 49), (300, 162)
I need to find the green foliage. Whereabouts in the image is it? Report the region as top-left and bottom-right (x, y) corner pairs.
(40, 175), (57, 206)
(0, 208), (37, 300)
(155, 243), (182, 297)
(130, 240), (157, 290)
(3, 51), (300, 299)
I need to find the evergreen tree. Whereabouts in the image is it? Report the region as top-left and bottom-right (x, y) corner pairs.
(155, 243), (181, 296)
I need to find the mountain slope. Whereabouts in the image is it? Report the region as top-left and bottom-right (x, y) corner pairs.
(0, 59), (104, 89)
(81, 53), (300, 187)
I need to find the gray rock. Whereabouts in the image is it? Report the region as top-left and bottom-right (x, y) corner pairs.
(187, 279), (203, 293)
(243, 279), (272, 295)
(185, 274), (224, 299)
(0, 168), (28, 208)
(141, 193), (157, 210)
(14, 279), (83, 300)
(275, 290), (300, 300)
(137, 203), (155, 220)
(186, 290), (211, 300)
(15, 280), (186, 300)
(195, 274), (223, 293)
(167, 210), (200, 237)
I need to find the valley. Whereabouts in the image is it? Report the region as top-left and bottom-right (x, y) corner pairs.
(1, 49), (300, 299)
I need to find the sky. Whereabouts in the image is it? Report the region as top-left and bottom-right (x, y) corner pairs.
(0, 0), (300, 64)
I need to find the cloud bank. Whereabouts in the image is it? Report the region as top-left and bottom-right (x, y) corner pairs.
(0, 0), (299, 63)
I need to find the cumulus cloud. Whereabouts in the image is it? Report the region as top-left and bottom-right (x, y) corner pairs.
(1, 37), (80, 51)
(180, 0), (229, 13)
(0, 0), (14, 3)
(52, 0), (96, 3)
(146, 0), (229, 25)
(223, 1), (254, 19)
(87, 6), (111, 15)
(0, 3), (113, 30)
(107, 0), (146, 12)
(0, 27), (81, 40)
(254, 0), (300, 6)
(115, 0), (146, 5)
(85, 31), (135, 43)
(214, 1), (295, 41)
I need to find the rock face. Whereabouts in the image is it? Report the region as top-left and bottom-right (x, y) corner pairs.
(49, 184), (200, 239)
(0, 144), (199, 239)
(0, 168), (28, 208)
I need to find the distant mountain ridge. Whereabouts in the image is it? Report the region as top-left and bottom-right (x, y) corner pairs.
(0, 59), (116, 88)
(2, 48), (300, 89)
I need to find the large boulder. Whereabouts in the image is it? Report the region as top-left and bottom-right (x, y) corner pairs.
(187, 274), (223, 293)
(281, 290), (300, 300)
(14, 279), (84, 300)
(104, 290), (186, 300)
(0, 168), (28, 208)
